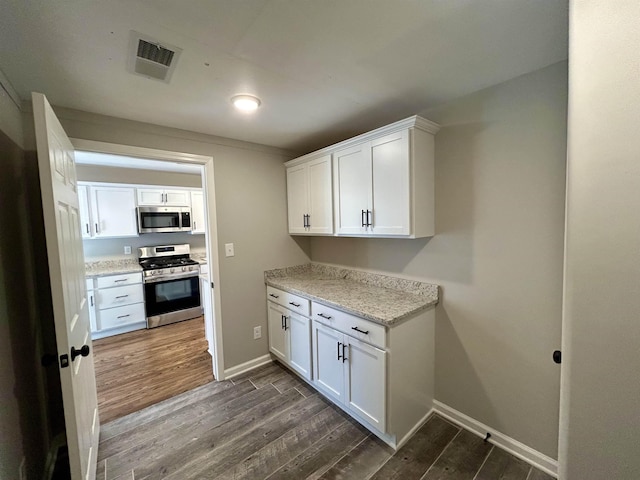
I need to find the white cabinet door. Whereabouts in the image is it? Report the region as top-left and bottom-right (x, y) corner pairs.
(268, 302), (288, 362)
(137, 188), (191, 206)
(288, 311), (311, 380)
(370, 131), (410, 236)
(78, 185), (92, 238)
(307, 155), (333, 234)
(191, 191), (206, 234)
(345, 336), (386, 432)
(287, 164), (308, 234)
(164, 189), (190, 206)
(334, 143), (371, 235)
(91, 186), (138, 237)
(137, 188), (165, 206)
(312, 320), (346, 404)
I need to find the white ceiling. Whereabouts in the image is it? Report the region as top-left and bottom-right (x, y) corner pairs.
(0, 0), (567, 153)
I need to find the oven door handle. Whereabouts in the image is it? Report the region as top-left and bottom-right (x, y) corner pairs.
(143, 273), (200, 284)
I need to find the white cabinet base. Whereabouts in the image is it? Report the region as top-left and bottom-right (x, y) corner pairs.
(91, 321), (146, 340)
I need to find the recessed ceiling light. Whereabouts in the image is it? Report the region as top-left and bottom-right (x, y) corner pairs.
(231, 94), (261, 112)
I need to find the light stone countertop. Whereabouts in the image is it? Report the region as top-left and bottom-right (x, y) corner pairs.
(264, 264), (439, 327)
(85, 259), (142, 278)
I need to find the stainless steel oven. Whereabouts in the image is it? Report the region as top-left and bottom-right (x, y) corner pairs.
(139, 244), (202, 328)
(137, 206), (192, 234)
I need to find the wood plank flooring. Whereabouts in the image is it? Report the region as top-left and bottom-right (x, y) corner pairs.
(97, 361), (555, 480)
(93, 316), (214, 424)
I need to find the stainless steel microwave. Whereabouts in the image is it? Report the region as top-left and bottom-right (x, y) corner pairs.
(137, 206), (192, 234)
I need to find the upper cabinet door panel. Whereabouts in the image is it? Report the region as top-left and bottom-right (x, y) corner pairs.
(190, 191), (206, 234)
(370, 130), (410, 236)
(91, 186), (138, 237)
(307, 155), (333, 235)
(334, 143), (371, 235)
(78, 185), (92, 238)
(163, 189), (190, 206)
(287, 164), (308, 234)
(137, 188), (165, 206)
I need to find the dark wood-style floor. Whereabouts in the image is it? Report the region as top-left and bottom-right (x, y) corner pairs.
(97, 361), (554, 480)
(93, 316), (214, 424)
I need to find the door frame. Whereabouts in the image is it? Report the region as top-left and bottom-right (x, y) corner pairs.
(69, 138), (225, 380)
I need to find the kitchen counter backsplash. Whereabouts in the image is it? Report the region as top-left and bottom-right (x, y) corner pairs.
(264, 263), (439, 326)
(85, 258), (142, 277)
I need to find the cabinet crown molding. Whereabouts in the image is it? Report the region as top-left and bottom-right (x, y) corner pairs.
(285, 115), (440, 167)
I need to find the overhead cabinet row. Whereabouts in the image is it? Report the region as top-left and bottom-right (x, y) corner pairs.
(285, 116), (439, 239)
(78, 182), (206, 238)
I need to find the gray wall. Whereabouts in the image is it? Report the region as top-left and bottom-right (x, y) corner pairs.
(0, 85), (50, 480)
(32, 108), (312, 370)
(560, 2), (640, 478)
(76, 164), (201, 188)
(311, 62), (567, 458)
(83, 232), (206, 260)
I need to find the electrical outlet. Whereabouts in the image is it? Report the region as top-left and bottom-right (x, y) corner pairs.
(124, 245), (132, 255)
(253, 326), (262, 339)
(225, 243), (235, 257)
(19, 457), (26, 480)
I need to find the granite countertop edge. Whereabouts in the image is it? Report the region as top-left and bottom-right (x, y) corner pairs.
(264, 264), (439, 327)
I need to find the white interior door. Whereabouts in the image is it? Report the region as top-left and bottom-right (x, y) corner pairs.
(33, 92), (99, 480)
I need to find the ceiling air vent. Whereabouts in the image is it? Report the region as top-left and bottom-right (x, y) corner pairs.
(127, 31), (182, 83)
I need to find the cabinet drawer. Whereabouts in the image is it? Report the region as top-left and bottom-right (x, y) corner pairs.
(312, 302), (386, 349)
(97, 284), (144, 309)
(98, 303), (145, 330)
(266, 286), (310, 317)
(96, 272), (142, 289)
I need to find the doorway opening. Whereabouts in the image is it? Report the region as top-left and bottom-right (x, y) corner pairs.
(70, 138), (225, 424)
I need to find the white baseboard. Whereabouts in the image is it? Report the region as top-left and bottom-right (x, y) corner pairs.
(224, 354), (272, 380)
(433, 400), (558, 478)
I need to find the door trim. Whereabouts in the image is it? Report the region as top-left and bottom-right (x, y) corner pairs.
(69, 138), (225, 380)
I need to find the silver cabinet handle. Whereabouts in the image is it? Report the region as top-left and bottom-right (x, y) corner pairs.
(289, 302), (301, 308)
(269, 293), (279, 298)
(317, 313), (332, 320)
(85, 224), (89, 234)
(95, 223), (99, 233)
(115, 295), (129, 299)
(117, 314), (130, 319)
(114, 279), (127, 283)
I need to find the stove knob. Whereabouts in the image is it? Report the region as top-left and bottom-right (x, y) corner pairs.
(148, 271), (154, 276)
(170, 268), (175, 273)
(182, 266), (187, 272)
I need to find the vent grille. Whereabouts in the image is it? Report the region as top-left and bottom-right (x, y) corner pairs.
(137, 40), (175, 67)
(127, 31), (182, 83)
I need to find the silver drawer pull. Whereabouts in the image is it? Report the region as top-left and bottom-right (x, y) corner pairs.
(317, 313), (332, 320)
(114, 279), (128, 283)
(117, 314), (130, 319)
(351, 326), (369, 335)
(269, 293), (279, 298)
(115, 295), (129, 299)
(289, 302), (301, 308)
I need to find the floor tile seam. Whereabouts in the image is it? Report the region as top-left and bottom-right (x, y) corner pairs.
(471, 445), (495, 480)
(525, 467), (534, 480)
(418, 428), (463, 480)
(321, 432), (372, 479)
(263, 417), (351, 480)
(213, 405), (338, 480)
(157, 388), (316, 479)
(98, 385), (265, 463)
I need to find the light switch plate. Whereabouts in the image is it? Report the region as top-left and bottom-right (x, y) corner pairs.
(225, 243), (235, 257)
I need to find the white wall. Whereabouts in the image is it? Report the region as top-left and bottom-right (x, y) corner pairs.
(559, 2), (640, 478)
(29, 107), (312, 369)
(311, 62), (567, 458)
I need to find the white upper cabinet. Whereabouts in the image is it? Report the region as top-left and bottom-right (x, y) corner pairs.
(91, 186), (138, 238)
(137, 188), (191, 206)
(79, 183), (138, 238)
(190, 190), (206, 234)
(286, 154), (333, 235)
(288, 116), (439, 239)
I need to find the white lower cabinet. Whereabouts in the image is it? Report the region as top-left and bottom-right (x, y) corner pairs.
(312, 320), (386, 432)
(267, 294), (312, 380)
(88, 272), (146, 339)
(267, 284), (435, 450)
